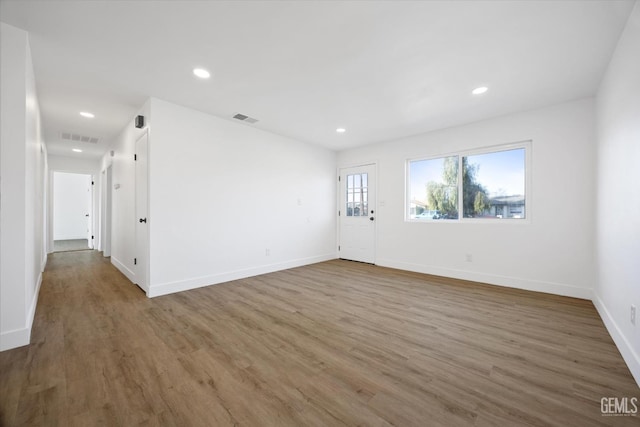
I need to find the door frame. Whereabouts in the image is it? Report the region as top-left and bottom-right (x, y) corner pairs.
(86, 174), (94, 248)
(337, 161), (378, 264)
(100, 165), (113, 257)
(49, 170), (96, 252)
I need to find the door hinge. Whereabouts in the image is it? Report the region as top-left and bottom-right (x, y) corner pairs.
(338, 210), (341, 216)
(134, 258), (137, 265)
(338, 245), (340, 251)
(91, 235), (94, 239)
(134, 154), (137, 161)
(338, 176), (341, 182)
(91, 181), (94, 185)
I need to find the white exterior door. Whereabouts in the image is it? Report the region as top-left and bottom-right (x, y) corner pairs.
(339, 164), (376, 263)
(135, 132), (149, 292)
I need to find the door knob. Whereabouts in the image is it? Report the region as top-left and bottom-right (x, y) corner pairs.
(139, 218), (147, 223)
(85, 214), (89, 217)
(369, 217), (375, 221)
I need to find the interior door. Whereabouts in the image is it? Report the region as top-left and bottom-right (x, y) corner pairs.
(104, 166), (112, 257)
(86, 176), (93, 249)
(135, 132), (149, 292)
(339, 164), (376, 263)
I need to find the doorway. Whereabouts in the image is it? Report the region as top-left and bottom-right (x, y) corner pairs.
(338, 164), (376, 263)
(52, 171), (93, 252)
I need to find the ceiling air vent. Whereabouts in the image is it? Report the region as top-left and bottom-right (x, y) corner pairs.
(232, 113), (259, 124)
(60, 132), (100, 144)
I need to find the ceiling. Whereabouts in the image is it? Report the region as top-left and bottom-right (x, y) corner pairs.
(0, 0), (634, 158)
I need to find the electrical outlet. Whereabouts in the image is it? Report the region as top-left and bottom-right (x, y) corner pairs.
(465, 254), (473, 262)
(631, 305), (636, 326)
(265, 248), (270, 256)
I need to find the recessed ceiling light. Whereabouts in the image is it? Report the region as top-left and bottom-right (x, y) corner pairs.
(72, 148), (83, 153)
(472, 86), (488, 95)
(193, 68), (211, 79)
(79, 111), (95, 118)
(336, 128), (346, 133)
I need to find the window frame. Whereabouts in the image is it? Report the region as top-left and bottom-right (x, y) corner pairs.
(406, 140), (531, 224)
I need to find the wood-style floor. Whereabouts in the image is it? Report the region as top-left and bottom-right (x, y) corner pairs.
(0, 251), (637, 426)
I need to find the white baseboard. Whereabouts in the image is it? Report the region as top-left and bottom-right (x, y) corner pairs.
(111, 256), (136, 284)
(41, 253), (47, 273)
(593, 295), (640, 387)
(375, 259), (593, 300)
(27, 271), (43, 332)
(136, 279), (149, 294)
(0, 271), (43, 352)
(148, 253), (337, 298)
(0, 327), (30, 351)
(53, 235), (88, 241)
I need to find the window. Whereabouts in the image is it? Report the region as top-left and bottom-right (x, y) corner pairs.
(408, 156), (458, 220)
(346, 173), (368, 216)
(463, 148), (525, 219)
(407, 143), (528, 221)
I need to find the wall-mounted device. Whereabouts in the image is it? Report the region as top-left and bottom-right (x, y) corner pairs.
(135, 115), (145, 129)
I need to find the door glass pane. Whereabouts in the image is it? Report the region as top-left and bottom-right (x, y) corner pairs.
(346, 173), (369, 217)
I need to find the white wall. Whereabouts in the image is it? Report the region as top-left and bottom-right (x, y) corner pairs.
(47, 155), (100, 251)
(53, 172), (91, 240)
(594, 0), (640, 385)
(1, 23), (27, 350)
(99, 100), (150, 283)
(0, 23), (47, 351)
(24, 33), (47, 330)
(146, 98), (336, 296)
(338, 98), (596, 300)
